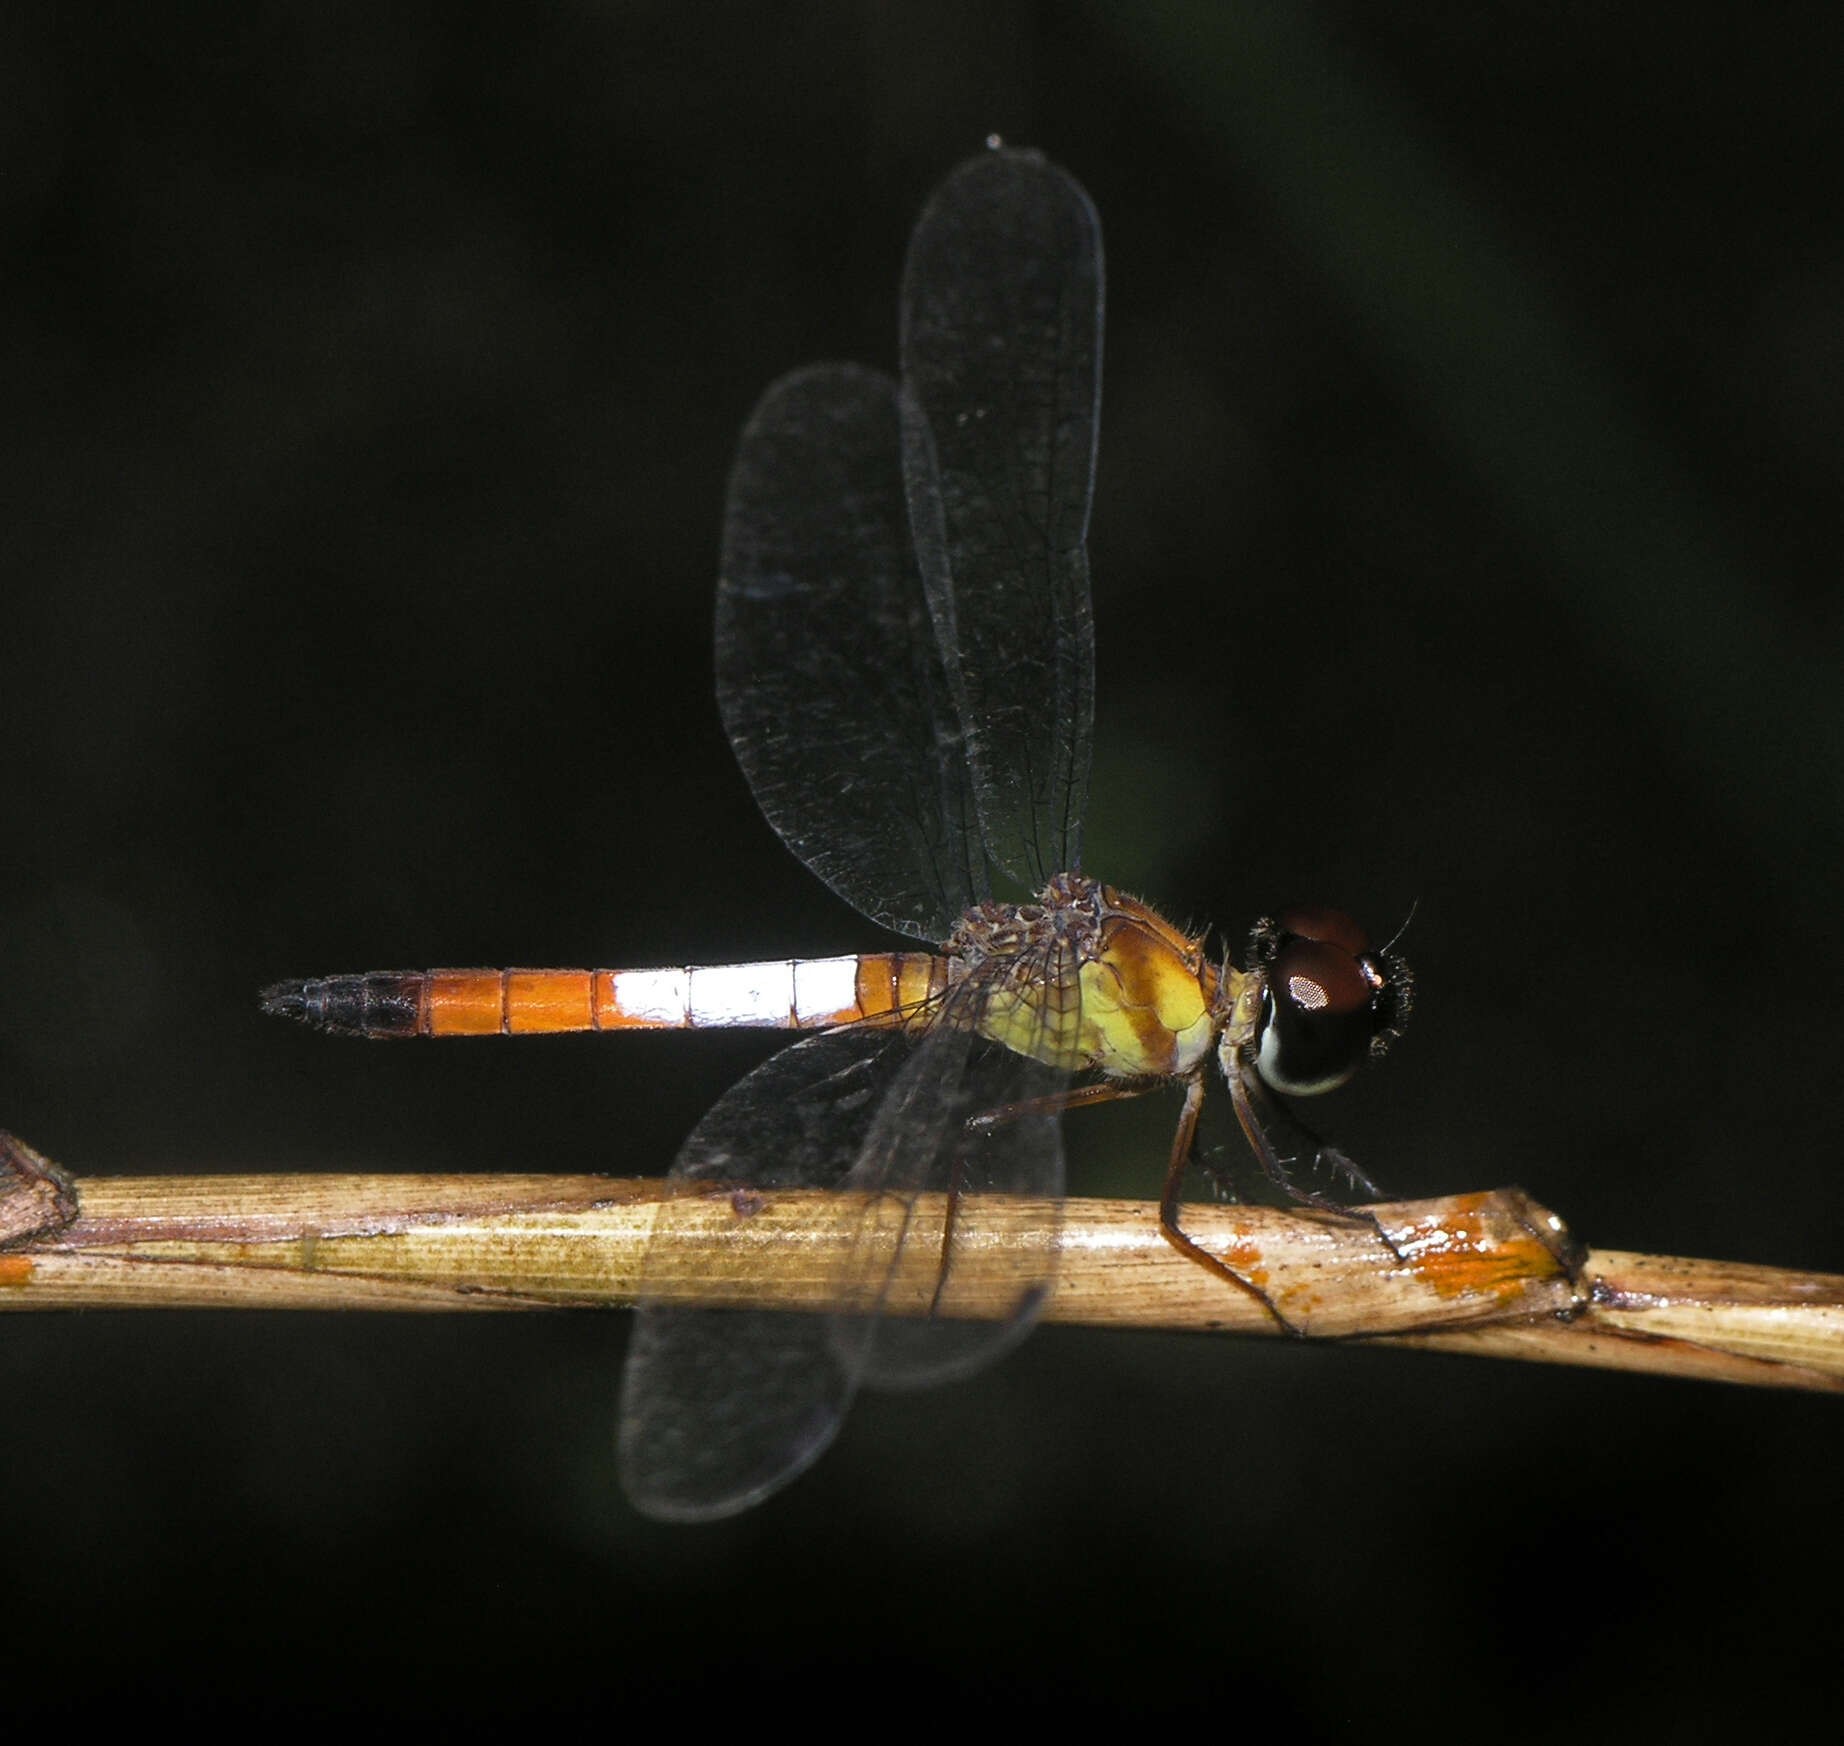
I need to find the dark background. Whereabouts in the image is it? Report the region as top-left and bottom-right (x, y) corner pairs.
(4, 2), (1840, 1730)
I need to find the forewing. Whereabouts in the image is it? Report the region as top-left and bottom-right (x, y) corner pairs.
(717, 363), (988, 942)
(900, 148), (1102, 890)
(617, 1028), (904, 1523)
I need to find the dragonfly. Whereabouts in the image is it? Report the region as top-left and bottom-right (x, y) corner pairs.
(263, 147), (1411, 1522)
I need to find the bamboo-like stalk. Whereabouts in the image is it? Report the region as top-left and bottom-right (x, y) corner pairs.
(2, 1131), (1840, 1392)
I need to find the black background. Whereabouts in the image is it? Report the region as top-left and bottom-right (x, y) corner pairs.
(5, 2), (1841, 1731)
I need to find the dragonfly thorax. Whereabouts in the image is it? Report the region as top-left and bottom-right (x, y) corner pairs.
(956, 873), (1221, 1081)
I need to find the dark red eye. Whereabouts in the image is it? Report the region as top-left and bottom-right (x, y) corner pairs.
(1246, 909), (1412, 1097)
(1271, 904), (1370, 958)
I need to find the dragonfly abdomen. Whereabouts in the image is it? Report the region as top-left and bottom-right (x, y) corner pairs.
(260, 954), (950, 1039)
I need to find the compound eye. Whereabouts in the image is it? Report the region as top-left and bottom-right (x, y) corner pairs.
(1255, 937), (1378, 1097)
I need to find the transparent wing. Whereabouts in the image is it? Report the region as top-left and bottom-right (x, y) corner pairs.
(900, 148), (1102, 890)
(617, 981), (1068, 1523)
(630, 151), (1104, 1521)
(835, 968), (1067, 1390)
(617, 1029), (895, 1524)
(717, 364), (989, 943)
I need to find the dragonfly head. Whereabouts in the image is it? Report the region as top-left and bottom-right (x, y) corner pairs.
(1236, 906), (1413, 1097)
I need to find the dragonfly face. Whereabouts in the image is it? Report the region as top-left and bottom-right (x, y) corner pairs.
(1239, 906), (1413, 1100)
(263, 147), (1411, 1522)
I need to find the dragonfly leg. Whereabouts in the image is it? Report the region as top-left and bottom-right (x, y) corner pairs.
(1158, 1075), (1304, 1334)
(930, 1146), (965, 1317)
(964, 1076), (1164, 1131)
(1228, 1068), (1405, 1268)
(1314, 1142), (1386, 1201)
(932, 1076), (1164, 1314)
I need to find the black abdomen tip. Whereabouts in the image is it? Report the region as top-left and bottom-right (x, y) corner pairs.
(260, 973), (424, 1038)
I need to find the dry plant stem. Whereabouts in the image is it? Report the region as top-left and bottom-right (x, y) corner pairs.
(2, 1134), (1840, 1392)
